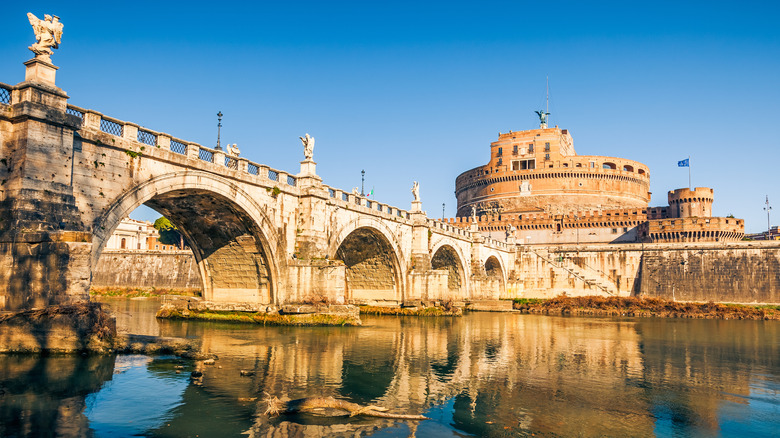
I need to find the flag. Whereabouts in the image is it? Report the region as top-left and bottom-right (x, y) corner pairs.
(369, 188), (374, 197)
(678, 158), (689, 167)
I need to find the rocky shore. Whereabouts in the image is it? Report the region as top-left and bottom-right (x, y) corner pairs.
(513, 296), (780, 320)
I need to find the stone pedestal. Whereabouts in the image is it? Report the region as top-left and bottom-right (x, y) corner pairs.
(299, 159), (318, 177)
(24, 58), (58, 88)
(411, 200), (422, 212)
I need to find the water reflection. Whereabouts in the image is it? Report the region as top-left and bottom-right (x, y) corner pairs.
(0, 298), (776, 437)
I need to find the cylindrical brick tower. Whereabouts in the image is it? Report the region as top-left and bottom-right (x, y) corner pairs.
(455, 126), (651, 217)
(667, 187), (714, 218)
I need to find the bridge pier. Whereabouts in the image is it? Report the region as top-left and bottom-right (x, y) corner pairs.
(0, 59), (91, 310)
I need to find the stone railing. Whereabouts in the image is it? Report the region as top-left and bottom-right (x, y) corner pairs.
(0, 82), (12, 105)
(426, 218), (472, 239)
(68, 104), (297, 188)
(323, 185), (412, 222)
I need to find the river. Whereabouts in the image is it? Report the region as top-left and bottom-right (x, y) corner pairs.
(0, 298), (777, 437)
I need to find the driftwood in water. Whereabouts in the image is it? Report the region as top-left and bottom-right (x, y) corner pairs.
(264, 394), (428, 421)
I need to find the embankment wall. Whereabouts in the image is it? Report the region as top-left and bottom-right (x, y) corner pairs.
(511, 242), (780, 304)
(92, 250), (201, 291)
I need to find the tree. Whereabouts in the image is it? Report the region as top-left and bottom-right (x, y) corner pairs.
(153, 216), (184, 248)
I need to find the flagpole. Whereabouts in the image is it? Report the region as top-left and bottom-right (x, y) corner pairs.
(688, 155), (691, 189)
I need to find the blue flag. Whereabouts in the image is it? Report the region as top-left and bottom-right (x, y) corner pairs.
(678, 158), (689, 167)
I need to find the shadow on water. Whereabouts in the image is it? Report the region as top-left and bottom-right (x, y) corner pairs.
(2, 298), (777, 437)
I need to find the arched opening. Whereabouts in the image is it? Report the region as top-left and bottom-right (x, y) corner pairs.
(120, 238), (126, 249)
(603, 162), (616, 170)
(623, 165), (634, 172)
(92, 174), (279, 306)
(478, 256), (505, 299)
(335, 227), (400, 303)
(431, 245), (465, 298)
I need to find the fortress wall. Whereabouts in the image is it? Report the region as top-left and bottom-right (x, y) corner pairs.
(91, 250), (201, 291)
(509, 242), (780, 304)
(639, 242), (780, 304)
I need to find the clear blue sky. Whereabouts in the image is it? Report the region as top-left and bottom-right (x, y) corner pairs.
(2, 1), (778, 232)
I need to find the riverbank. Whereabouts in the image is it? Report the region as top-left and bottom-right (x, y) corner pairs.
(90, 287), (200, 299)
(513, 296), (780, 320)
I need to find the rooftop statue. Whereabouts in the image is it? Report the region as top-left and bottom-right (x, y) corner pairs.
(226, 143), (240, 157)
(411, 181), (420, 202)
(27, 12), (63, 62)
(471, 205), (477, 222)
(534, 109), (550, 128)
(299, 133), (315, 161)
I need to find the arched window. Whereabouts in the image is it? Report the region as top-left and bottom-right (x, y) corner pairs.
(120, 238), (126, 249)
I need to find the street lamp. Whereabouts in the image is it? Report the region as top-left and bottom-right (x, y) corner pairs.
(361, 170), (365, 196)
(765, 195), (773, 238)
(442, 203), (445, 220)
(215, 111), (223, 151)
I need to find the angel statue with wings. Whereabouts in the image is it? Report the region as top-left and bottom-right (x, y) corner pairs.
(299, 133), (315, 160)
(411, 181), (420, 202)
(27, 13), (63, 61)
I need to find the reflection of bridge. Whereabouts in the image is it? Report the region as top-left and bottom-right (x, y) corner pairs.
(0, 58), (514, 311)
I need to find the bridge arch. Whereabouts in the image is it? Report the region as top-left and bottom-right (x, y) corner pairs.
(480, 254), (506, 299)
(329, 218), (406, 303)
(430, 241), (469, 299)
(92, 171), (283, 304)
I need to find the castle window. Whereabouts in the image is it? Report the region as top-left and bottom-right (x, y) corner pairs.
(544, 154), (550, 160)
(544, 142), (550, 151)
(512, 161), (520, 171)
(590, 161), (595, 168)
(563, 163), (568, 167)
(497, 158), (502, 166)
(528, 144), (534, 153)
(513, 145), (518, 155)
(120, 238), (126, 249)
(603, 162), (616, 169)
(623, 165), (634, 172)
(497, 147), (502, 156)
(611, 228), (618, 234)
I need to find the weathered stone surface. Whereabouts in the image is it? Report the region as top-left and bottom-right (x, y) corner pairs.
(92, 250), (200, 289)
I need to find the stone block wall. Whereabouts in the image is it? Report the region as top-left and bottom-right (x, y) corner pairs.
(640, 242), (780, 304)
(91, 250), (200, 291)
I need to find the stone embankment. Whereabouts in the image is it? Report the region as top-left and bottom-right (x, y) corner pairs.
(0, 302), (211, 356)
(156, 296), (362, 326)
(513, 296), (780, 320)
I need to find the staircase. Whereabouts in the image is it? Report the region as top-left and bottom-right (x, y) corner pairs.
(528, 249), (619, 295)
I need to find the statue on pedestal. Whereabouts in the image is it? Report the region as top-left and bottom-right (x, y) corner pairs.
(299, 133), (315, 161)
(411, 181), (420, 202)
(471, 205), (477, 222)
(226, 143), (240, 157)
(27, 13), (63, 62)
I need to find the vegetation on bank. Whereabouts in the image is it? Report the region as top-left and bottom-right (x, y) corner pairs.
(156, 306), (361, 326)
(90, 287), (201, 298)
(359, 305), (462, 316)
(512, 296), (780, 320)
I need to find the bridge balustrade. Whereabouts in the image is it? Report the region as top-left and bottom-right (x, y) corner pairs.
(198, 148), (214, 163)
(137, 129), (157, 147)
(169, 139), (187, 155)
(99, 117), (123, 137)
(0, 82), (10, 104)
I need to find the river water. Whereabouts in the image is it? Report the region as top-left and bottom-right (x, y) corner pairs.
(0, 298), (777, 437)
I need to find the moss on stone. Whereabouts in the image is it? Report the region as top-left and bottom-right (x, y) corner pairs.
(156, 307), (361, 326)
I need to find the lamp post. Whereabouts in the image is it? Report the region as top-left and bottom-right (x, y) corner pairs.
(442, 203), (445, 220)
(765, 195), (773, 238)
(361, 170), (365, 196)
(215, 111), (223, 151)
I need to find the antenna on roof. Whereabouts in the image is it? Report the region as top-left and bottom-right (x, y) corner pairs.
(535, 76), (551, 128)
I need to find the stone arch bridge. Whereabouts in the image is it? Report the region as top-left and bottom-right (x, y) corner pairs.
(0, 62), (514, 311)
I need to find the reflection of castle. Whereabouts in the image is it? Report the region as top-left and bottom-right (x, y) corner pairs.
(447, 123), (744, 244)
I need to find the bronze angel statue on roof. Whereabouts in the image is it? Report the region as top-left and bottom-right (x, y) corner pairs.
(27, 12), (63, 61)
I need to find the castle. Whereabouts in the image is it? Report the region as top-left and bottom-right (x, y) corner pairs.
(446, 119), (744, 244)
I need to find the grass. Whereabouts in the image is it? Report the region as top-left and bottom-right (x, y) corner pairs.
(512, 296), (780, 320)
(156, 306), (361, 326)
(359, 305), (463, 316)
(90, 287), (201, 298)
